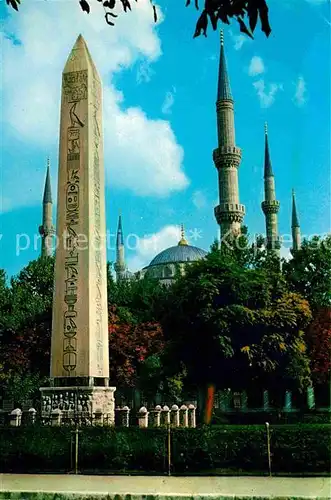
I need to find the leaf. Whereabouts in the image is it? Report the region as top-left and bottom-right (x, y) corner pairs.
(79, 0), (90, 14)
(248, 6), (258, 33)
(6, 0), (20, 11)
(103, 0), (116, 8)
(217, 7), (230, 25)
(237, 16), (254, 39)
(153, 5), (157, 23)
(120, 0), (131, 12)
(208, 10), (218, 31)
(257, 0), (271, 37)
(193, 10), (208, 38)
(105, 12), (115, 25)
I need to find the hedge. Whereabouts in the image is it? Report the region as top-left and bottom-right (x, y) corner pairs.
(0, 424), (330, 475)
(211, 410), (331, 425)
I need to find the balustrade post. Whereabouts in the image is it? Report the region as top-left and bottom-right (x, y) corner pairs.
(188, 404), (196, 428)
(10, 408), (22, 427)
(179, 405), (188, 427)
(138, 406), (149, 428)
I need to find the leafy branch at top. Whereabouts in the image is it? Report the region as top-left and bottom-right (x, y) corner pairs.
(6, 0), (271, 39)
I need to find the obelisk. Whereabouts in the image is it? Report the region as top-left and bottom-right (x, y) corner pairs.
(40, 35), (115, 423)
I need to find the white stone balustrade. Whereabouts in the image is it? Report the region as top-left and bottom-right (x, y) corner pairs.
(161, 405), (170, 426)
(179, 405), (188, 427)
(138, 406), (149, 428)
(170, 404), (180, 427)
(28, 408), (37, 424)
(10, 408), (22, 427)
(188, 404), (196, 428)
(51, 408), (62, 427)
(151, 405), (162, 427)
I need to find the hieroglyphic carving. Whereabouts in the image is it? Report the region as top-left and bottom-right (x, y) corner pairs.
(61, 71), (87, 374)
(91, 75), (104, 375)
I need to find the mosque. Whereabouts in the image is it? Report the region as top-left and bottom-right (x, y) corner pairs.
(38, 32), (301, 285)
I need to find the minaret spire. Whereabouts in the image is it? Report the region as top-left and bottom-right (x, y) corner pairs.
(261, 124), (280, 256)
(213, 30), (245, 242)
(291, 189), (301, 252)
(178, 223), (188, 246)
(114, 212), (126, 282)
(217, 30), (233, 102)
(39, 157), (55, 257)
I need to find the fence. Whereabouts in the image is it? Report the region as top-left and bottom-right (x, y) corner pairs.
(0, 404), (197, 429)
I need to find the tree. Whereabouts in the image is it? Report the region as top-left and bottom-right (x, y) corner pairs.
(305, 307), (331, 387)
(0, 258), (54, 400)
(159, 248), (312, 399)
(7, 0), (271, 39)
(282, 235), (331, 311)
(108, 305), (164, 387)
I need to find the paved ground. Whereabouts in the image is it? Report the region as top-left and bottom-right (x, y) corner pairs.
(0, 474), (330, 499)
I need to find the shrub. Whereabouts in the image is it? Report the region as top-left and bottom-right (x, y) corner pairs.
(0, 424), (329, 474)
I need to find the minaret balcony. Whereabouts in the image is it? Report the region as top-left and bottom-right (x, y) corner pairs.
(213, 147), (242, 168)
(214, 203), (245, 223)
(261, 200), (280, 214)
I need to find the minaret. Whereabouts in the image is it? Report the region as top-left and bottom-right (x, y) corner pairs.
(213, 30), (245, 241)
(41, 35), (115, 424)
(261, 123), (280, 256)
(39, 157), (55, 257)
(291, 189), (301, 251)
(114, 213), (126, 282)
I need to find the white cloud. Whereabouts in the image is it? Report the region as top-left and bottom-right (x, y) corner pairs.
(192, 190), (207, 209)
(229, 29), (250, 51)
(293, 75), (307, 107)
(280, 245), (292, 262)
(2, 0), (189, 211)
(253, 79), (283, 108)
(127, 224), (181, 271)
(161, 88), (176, 115)
(248, 56), (265, 76)
(136, 59), (155, 83)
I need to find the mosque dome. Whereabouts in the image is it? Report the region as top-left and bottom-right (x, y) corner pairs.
(143, 225), (207, 284)
(149, 244), (207, 266)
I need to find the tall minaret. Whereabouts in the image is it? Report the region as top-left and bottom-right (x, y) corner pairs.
(291, 189), (301, 251)
(114, 213), (126, 282)
(213, 30), (245, 241)
(261, 123), (280, 256)
(39, 157), (55, 257)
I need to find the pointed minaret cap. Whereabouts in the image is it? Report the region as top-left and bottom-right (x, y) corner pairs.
(292, 189), (300, 227)
(178, 224), (188, 246)
(116, 213), (124, 246)
(264, 122), (274, 178)
(217, 30), (233, 101)
(43, 157), (52, 204)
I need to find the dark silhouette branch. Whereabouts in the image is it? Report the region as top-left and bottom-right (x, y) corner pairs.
(6, 0), (271, 38)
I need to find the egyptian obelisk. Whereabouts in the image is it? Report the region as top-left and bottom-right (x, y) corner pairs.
(41, 35), (115, 423)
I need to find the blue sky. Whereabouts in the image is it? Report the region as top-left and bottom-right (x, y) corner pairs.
(0, 0), (330, 277)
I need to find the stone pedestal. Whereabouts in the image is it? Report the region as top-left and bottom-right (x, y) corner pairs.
(40, 386), (116, 425)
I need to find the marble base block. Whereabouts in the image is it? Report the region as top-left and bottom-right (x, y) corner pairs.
(40, 386), (116, 425)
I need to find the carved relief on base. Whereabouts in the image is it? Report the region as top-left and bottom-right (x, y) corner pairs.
(40, 386), (116, 424)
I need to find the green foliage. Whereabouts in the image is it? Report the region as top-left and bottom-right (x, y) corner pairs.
(283, 235), (331, 310)
(0, 424), (329, 474)
(160, 249), (312, 393)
